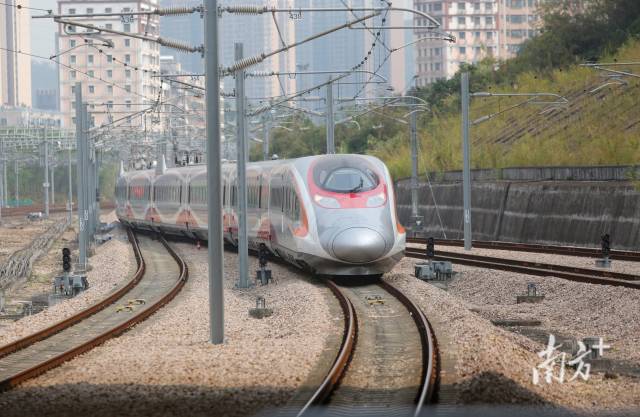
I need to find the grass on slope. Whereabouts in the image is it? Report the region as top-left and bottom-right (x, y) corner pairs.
(375, 40), (640, 180)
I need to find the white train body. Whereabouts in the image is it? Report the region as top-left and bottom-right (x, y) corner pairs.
(116, 154), (406, 276)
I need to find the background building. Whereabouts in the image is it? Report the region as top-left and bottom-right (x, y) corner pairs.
(159, 55), (206, 165)
(57, 0), (162, 128)
(159, 0), (204, 75)
(414, 0), (543, 85)
(219, 0), (297, 100)
(0, 0), (33, 107)
(294, 0), (376, 103)
(0, 106), (62, 127)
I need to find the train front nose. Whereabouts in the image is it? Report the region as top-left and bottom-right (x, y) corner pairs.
(331, 227), (387, 264)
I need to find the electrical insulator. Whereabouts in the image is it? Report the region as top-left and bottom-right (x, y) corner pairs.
(62, 247), (72, 272)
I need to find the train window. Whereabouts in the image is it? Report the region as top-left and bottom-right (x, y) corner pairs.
(313, 156), (380, 194)
(323, 168), (376, 193)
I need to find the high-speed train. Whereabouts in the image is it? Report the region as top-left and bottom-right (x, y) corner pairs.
(116, 154), (406, 276)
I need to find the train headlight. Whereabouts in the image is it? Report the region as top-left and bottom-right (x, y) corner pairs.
(366, 192), (386, 208)
(314, 195), (340, 209)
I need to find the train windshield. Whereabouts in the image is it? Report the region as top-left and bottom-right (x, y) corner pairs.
(313, 156), (380, 193)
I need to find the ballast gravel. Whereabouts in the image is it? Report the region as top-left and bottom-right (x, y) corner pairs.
(388, 257), (640, 412)
(0, 216), (62, 264)
(0, 242), (339, 417)
(411, 243), (640, 275)
(0, 221), (135, 346)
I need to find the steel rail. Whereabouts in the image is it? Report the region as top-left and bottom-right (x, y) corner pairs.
(405, 248), (640, 289)
(296, 279), (357, 417)
(0, 231), (188, 391)
(0, 227), (143, 359)
(298, 278), (438, 416)
(406, 237), (640, 262)
(378, 280), (438, 416)
(0, 203), (116, 218)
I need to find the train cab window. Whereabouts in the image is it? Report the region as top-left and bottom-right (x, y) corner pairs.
(313, 156), (380, 194)
(322, 168), (377, 193)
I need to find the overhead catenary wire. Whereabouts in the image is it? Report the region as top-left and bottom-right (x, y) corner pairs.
(0, 46), (157, 103)
(0, 1), (51, 13)
(221, 12), (380, 76)
(55, 18), (204, 54)
(33, 5), (203, 19)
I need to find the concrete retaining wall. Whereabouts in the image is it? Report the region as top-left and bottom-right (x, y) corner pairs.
(423, 165), (640, 182)
(395, 176), (640, 251)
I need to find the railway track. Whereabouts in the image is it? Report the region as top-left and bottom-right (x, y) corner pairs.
(0, 202), (115, 218)
(405, 247), (640, 289)
(406, 237), (640, 262)
(0, 230), (188, 391)
(299, 278), (438, 417)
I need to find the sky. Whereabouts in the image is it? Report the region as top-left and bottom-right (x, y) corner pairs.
(26, 0), (412, 58)
(29, 0), (57, 59)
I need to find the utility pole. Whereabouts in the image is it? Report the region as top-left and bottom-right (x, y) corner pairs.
(14, 160), (19, 205)
(0, 158), (3, 223)
(51, 164), (55, 206)
(43, 139), (50, 218)
(205, 0), (225, 345)
(235, 42), (250, 289)
(3, 157), (7, 207)
(326, 78), (335, 154)
(0, 139), (4, 213)
(461, 72), (472, 251)
(409, 110), (421, 230)
(75, 83), (87, 269)
(68, 145), (73, 221)
(87, 137), (94, 236)
(94, 149), (100, 230)
(263, 113), (271, 161)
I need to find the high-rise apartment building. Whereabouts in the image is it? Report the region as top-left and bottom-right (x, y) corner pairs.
(0, 0), (32, 107)
(219, 0), (297, 100)
(159, 0), (204, 75)
(57, 0), (162, 128)
(294, 0), (376, 103)
(414, 0), (542, 85)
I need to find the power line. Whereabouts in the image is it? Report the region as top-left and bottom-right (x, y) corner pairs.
(0, 1), (52, 13)
(0, 46), (157, 103)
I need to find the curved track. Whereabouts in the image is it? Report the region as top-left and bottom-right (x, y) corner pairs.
(299, 278), (438, 417)
(0, 231), (188, 391)
(407, 237), (640, 262)
(405, 247), (640, 289)
(0, 203), (115, 219)
(0, 228), (145, 359)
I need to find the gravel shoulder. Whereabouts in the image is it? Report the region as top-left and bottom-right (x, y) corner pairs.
(0, 216), (135, 346)
(386, 257), (640, 412)
(0, 216), (62, 265)
(407, 242), (640, 275)
(0, 242), (341, 417)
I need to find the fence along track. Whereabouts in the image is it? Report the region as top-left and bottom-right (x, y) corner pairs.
(0, 219), (70, 289)
(298, 279), (437, 417)
(0, 231), (188, 391)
